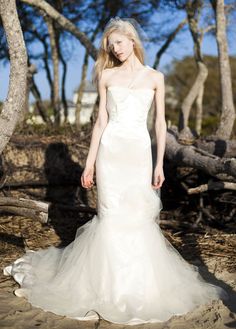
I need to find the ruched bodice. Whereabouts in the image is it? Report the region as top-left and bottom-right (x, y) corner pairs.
(106, 86), (154, 127)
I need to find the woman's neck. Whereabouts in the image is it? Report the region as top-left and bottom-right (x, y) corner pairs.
(119, 52), (144, 72)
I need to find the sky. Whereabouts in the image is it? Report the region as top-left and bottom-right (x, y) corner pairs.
(0, 7), (235, 103)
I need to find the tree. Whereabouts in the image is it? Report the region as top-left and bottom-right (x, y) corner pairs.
(210, 0), (235, 139)
(176, 0), (209, 137)
(0, 0), (27, 153)
(45, 16), (60, 125)
(21, 0), (97, 60)
(165, 56), (236, 135)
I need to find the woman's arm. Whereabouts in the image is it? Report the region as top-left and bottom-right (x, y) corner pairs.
(152, 71), (167, 189)
(81, 73), (108, 189)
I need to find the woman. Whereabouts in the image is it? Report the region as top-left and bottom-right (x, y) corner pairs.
(4, 17), (227, 325)
(81, 18), (165, 193)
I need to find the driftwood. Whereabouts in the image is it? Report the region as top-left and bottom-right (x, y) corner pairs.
(187, 181), (236, 194)
(0, 196), (95, 222)
(194, 138), (236, 158)
(165, 130), (236, 181)
(0, 197), (49, 223)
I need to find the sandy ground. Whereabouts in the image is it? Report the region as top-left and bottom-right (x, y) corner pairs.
(0, 214), (235, 329)
(0, 274), (235, 329)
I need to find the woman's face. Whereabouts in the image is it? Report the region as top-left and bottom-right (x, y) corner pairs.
(107, 32), (134, 62)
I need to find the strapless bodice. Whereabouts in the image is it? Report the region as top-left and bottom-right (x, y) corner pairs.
(106, 86), (154, 128)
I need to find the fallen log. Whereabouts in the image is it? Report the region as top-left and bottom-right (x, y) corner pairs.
(165, 130), (236, 180)
(187, 181), (236, 194)
(0, 197), (95, 222)
(0, 197), (48, 211)
(0, 197), (49, 223)
(168, 126), (236, 158)
(194, 138), (236, 158)
(0, 206), (48, 223)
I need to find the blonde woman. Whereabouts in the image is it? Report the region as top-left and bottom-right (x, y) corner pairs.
(4, 17), (227, 325)
(81, 18), (165, 192)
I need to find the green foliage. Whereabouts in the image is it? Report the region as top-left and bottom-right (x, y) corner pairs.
(165, 55), (236, 136)
(201, 115), (220, 136)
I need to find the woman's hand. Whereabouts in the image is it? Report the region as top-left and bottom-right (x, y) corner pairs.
(152, 165), (165, 190)
(81, 166), (94, 189)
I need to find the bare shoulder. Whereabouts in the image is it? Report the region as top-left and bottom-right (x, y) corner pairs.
(146, 66), (164, 83)
(100, 67), (117, 87)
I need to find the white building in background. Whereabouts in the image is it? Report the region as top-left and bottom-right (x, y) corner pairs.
(165, 84), (178, 109)
(60, 100), (76, 124)
(73, 81), (97, 125)
(27, 81), (97, 125)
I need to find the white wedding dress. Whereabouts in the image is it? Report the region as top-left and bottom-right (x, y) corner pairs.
(3, 66), (227, 325)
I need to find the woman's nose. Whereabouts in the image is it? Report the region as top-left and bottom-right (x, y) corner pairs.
(113, 44), (119, 53)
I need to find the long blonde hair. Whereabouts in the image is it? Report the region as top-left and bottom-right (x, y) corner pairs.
(92, 17), (145, 87)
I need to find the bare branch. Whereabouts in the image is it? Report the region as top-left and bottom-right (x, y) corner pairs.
(21, 0), (97, 60)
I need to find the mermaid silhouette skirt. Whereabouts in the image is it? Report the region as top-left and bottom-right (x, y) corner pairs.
(3, 80), (227, 325)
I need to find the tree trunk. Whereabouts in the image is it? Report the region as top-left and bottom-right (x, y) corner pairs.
(0, 0), (28, 154)
(18, 64), (32, 126)
(33, 30), (53, 104)
(59, 46), (68, 123)
(211, 0), (235, 139)
(75, 22), (102, 128)
(30, 73), (51, 124)
(178, 1), (208, 134)
(46, 17), (60, 126)
(42, 38), (53, 102)
(151, 19), (187, 136)
(195, 84), (204, 134)
(178, 61), (208, 131)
